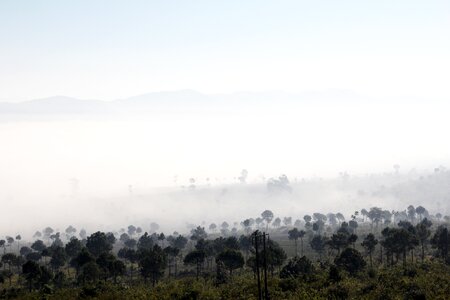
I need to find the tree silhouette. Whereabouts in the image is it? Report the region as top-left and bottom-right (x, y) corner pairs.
(349, 220), (358, 234)
(137, 232), (154, 250)
(241, 219), (253, 234)
(20, 246), (32, 257)
(310, 235), (328, 261)
(335, 248), (366, 275)
(78, 261), (101, 284)
(79, 229), (87, 240)
(361, 209), (368, 222)
(96, 252), (125, 283)
(31, 240), (46, 252)
(261, 210), (274, 231)
(303, 215), (312, 223)
(65, 237), (82, 258)
(128, 225), (137, 236)
(150, 222), (160, 232)
(70, 248), (94, 275)
(138, 245), (167, 286)
(86, 232), (113, 257)
(158, 233), (166, 247)
(184, 250), (206, 280)
(164, 246), (180, 277)
(368, 207), (383, 229)
(416, 218), (432, 263)
(190, 226), (207, 241)
(26, 252), (42, 262)
(280, 256), (314, 279)
(431, 226), (449, 259)
(209, 223), (217, 233)
(1, 253), (16, 272)
(15, 235), (21, 252)
(50, 246), (67, 271)
(6, 237), (14, 252)
(266, 239), (287, 275)
(22, 260), (41, 291)
(327, 213), (338, 227)
(272, 217), (281, 229)
(328, 231), (351, 255)
(361, 233), (378, 267)
(288, 228), (300, 256)
(407, 205), (416, 223)
(238, 235), (252, 259)
(283, 217), (292, 227)
(415, 206), (426, 222)
(172, 235), (188, 251)
(65, 225), (77, 238)
(215, 249), (244, 276)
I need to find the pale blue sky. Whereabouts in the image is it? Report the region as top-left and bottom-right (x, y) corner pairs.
(1, 0), (449, 101)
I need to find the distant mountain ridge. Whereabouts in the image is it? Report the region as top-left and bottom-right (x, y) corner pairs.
(0, 89), (370, 116)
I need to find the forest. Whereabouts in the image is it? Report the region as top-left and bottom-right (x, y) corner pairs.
(0, 204), (448, 299)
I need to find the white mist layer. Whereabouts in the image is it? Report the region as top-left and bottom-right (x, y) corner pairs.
(0, 99), (449, 237)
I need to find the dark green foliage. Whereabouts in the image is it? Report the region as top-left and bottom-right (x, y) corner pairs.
(20, 246), (32, 257)
(1, 253), (17, 271)
(327, 284), (349, 299)
(78, 261), (101, 284)
(2, 270), (13, 286)
(118, 247), (137, 263)
(86, 231), (114, 257)
(416, 218), (432, 262)
(65, 237), (82, 258)
(190, 226), (207, 241)
(0, 203), (449, 298)
(26, 252), (42, 262)
(22, 260), (53, 291)
(288, 228), (300, 255)
(96, 252), (125, 282)
(215, 260), (230, 284)
(137, 232), (154, 250)
(184, 250), (206, 280)
(138, 245), (167, 286)
(70, 248), (94, 272)
(334, 248), (366, 275)
(164, 246), (180, 258)
(431, 225), (449, 259)
(53, 271), (66, 288)
(328, 264), (341, 282)
(124, 238), (137, 249)
(266, 239), (287, 274)
(310, 235), (328, 259)
(238, 235), (252, 255)
(31, 239), (46, 252)
(361, 233), (378, 267)
(215, 249), (244, 276)
(280, 256), (314, 279)
(172, 235), (188, 250)
(50, 246), (67, 270)
(328, 231), (351, 254)
(382, 226), (418, 267)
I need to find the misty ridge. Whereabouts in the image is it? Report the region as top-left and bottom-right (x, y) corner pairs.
(0, 90), (370, 117)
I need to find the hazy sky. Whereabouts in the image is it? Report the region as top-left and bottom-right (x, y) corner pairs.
(1, 0), (449, 101)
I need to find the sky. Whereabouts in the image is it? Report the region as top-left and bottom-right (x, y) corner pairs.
(1, 0), (449, 101)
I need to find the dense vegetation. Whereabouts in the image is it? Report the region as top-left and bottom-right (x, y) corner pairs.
(0, 205), (449, 299)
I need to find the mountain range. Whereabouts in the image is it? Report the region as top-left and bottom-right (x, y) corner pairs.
(0, 89), (370, 116)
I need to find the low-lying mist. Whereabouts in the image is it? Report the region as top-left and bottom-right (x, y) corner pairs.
(1, 92), (449, 238)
